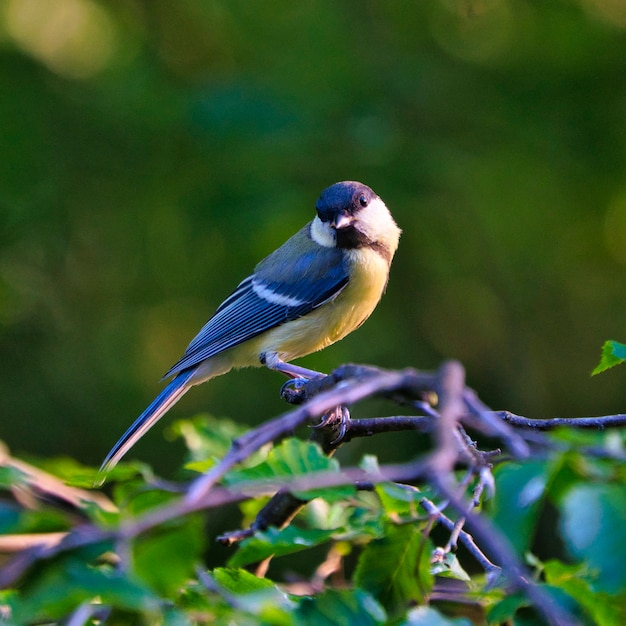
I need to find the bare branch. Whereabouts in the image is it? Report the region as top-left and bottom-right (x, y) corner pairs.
(342, 415), (434, 439)
(419, 497), (500, 575)
(463, 389), (530, 457)
(431, 477), (581, 626)
(496, 410), (626, 430)
(0, 533), (67, 553)
(0, 445), (117, 514)
(1, 358), (620, 625)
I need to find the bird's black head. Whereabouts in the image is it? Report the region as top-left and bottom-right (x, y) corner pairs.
(315, 181), (377, 226)
(315, 181), (382, 250)
(310, 180), (400, 259)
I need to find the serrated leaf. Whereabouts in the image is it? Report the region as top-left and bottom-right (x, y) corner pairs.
(228, 525), (336, 568)
(560, 483), (626, 593)
(212, 567), (276, 594)
(354, 522), (433, 613)
(170, 415), (250, 466)
(294, 483), (356, 503)
(592, 340), (626, 375)
(225, 439), (355, 502)
(211, 568), (292, 616)
(296, 589), (386, 626)
(226, 439), (335, 483)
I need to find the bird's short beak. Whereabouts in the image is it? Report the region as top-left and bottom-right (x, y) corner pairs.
(331, 213), (352, 230)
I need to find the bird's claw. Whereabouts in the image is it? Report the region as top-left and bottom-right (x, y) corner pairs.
(310, 405), (351, 444)
(280, 377), (310, 404)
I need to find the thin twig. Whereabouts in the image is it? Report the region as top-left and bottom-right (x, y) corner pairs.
(0, 454), (436, 589)
(419, 497), (500, 575)
(432, 477), (580, 626)
(0, 446), (117, 514)
(1, 359), (619, 625)
(463, 389), (530, 458)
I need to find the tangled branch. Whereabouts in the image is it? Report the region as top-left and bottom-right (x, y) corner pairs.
(3, 360), (624, 622)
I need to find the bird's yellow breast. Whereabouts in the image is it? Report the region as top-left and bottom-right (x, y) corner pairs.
(229, 247), (390, 367)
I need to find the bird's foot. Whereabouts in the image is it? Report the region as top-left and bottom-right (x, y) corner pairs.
(311, 405), (351, 445)
(280, 377), (310, 404)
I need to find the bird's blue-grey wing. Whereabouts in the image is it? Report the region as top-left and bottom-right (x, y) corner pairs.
(164, 228), (348, 377)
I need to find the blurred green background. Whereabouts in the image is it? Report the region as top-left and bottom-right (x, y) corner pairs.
(2, 0), (626, 475)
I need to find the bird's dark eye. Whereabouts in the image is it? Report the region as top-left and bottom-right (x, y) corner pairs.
(359, 194), (368, 207)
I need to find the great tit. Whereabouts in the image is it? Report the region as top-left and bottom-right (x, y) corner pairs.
(100, 181), (401, 473)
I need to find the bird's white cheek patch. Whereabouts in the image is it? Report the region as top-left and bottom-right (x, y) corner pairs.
(252, 279), (304, 307)
(360, 197), (401, 250)
(310, 216), (336, 248)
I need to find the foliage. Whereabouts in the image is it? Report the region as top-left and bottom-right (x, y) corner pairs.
(593, 340), (626, 375)
(1, 414), (625, 625)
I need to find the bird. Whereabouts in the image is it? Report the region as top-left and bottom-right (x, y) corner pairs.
(100, 181), (401, 474)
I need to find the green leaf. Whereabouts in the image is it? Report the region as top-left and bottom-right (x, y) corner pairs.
(298, 498), (352, 532)
(211, 568), (293, 617)
(354, 522), (433, 613)
(312, 491), (385, 542)
(35, 456), (101, 489)
(0, 465), (29, 490)
(486, 592), (530, 624)
(375, 482), (423, 518)
(122, 485), (177, 517)
(543, 559), (626, 626)
(12, 555), (159, 623)
(490, 461), (551, 555)
(560, 483), (626, 593)
(296, 589), (386, 626)
(15, 508), (71, 534)
(431, 552), (471, 582)
(212, 567), (276, 594)
(592, 340), (626, 375)
(225, 439), (355, 502)
(133, 515), (205, 596)
(171, 415), (251, 470)
(228, 525), (337, 568)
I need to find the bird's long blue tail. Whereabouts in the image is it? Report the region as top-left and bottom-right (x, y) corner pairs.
(99, 368), (196, 475)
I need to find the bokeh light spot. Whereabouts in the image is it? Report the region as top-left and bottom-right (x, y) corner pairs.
(4, 0), (117, 79)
